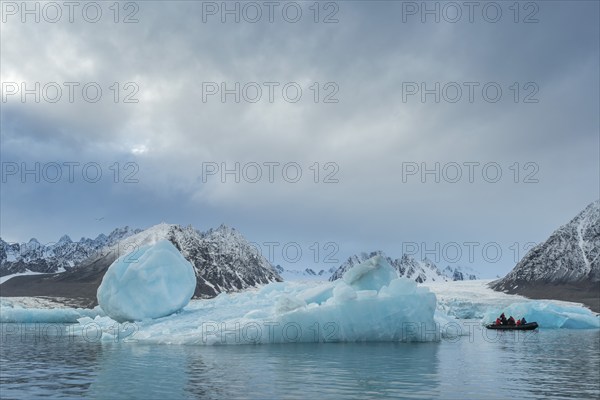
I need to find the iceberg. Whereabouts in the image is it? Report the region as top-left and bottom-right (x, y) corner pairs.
(96, 240), (196, 322)
(342, 256), (398, 291)
(70, 255), (439, 344)
(0, 301), (103, 323)
(3, 257), (597, 344)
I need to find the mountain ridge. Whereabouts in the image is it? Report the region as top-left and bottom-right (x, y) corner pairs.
(491, 200), (600, 311)
(0, 226), (142, 277)
(0, 223), (282, 307)
(329, 251), (479, 283)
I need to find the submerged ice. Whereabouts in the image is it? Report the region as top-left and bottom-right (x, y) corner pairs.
(97, 240), (196, 322)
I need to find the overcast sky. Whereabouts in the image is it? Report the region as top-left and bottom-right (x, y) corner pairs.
(1, 1), (598, 277)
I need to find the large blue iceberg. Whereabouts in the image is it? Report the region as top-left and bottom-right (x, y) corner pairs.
(77, 255), (440, 344)
(97, 240), (197, 322)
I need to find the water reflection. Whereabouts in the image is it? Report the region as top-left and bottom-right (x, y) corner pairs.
(0, 324), (101, 399)
(181, 343), (441, 399)
(1, 324), (598, 399)
(88, 344), (190, 399)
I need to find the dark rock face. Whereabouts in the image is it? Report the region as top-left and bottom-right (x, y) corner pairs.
(491, 200), (600, 311)
(0, 223), (282, 307)
(172, 224), (282, 298)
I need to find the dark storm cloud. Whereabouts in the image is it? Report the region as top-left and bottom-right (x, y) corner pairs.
(1, 1), (598, 275)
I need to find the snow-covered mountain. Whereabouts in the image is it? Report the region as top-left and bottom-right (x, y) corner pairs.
(491, 200), (600, 311)
(493, 200), (599, 287)
(274, 265), (336, 281)
(329, 251), (478, 283)
(186, 224), (282, 296)
(0, 223), (282, 306)
(0, 227), (141, 277)
(442, 265), (479, 281)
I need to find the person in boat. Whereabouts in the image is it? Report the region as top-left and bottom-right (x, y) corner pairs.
(516, 319), (521, 326)
(521, 317), (527, 325)
(500, 313), (507, 325)
(507, 316), (516, 326)
(495, 318), (501, 326)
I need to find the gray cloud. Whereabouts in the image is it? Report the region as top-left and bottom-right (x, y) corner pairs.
(1, 1), (598, 276)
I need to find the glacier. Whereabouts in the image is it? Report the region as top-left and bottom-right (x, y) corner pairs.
(97, 240), (197, 322)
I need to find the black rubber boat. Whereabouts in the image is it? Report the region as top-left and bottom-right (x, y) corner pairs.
(485, 322), (539, 330)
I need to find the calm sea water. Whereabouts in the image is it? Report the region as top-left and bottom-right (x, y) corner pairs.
(0, 323), (598, 399)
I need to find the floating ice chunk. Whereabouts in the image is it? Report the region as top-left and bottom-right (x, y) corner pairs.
(97, 240), (196, 322)
(434, 309), (457, 327)
(379, 277), (417, 297)
(332, 282), (357, 302)
(342, 255), (397, 291)
(275, 295), (307, 314)
(243, 309), (270, 319)
(298, 284), (334, 305)
(0, 305), (103, 323)
(258, 282), (288, 296)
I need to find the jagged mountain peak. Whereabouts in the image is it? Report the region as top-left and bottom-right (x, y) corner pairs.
(493, 200), (600, 288)
(1, 222), (283, 304)
(58, 235), (72, 244)
(107, 226), (143, 241)
(101, 222), (281, 298)
(203, 224), (244, 239)
(490, 200), (599, 311)
(1, 226), (143, 278)
(275, 265), (332, 281)
(443, 265), (479, 281)
(329, 251), (442, 283)
(330, 252), (480, 283)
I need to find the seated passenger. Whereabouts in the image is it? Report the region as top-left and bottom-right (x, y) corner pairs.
(500, 313), (507, 325)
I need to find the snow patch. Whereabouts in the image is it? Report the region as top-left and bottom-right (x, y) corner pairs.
(0, 270), (47, 284)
